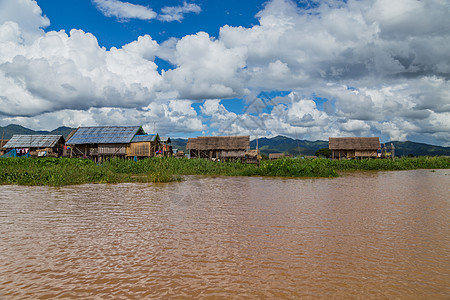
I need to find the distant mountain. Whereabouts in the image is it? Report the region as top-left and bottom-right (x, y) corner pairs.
(170, 136), (328, 156)
(251, 135), (328, 156)
(167, 135), (450, 157)
(171, 138), (189, 152)
(251, 136), (450, 157)
(386, 141), (450, 157)
(0, 124), (75, 139)
(2, 125), (448, 157)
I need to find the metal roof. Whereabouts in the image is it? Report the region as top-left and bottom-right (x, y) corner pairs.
(131, 134), (158, 143)
(66, 126), (144, 145)
(3, 135), (64, 148)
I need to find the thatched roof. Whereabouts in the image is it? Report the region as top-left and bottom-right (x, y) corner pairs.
(269, 153), (288, 159)
(329, 137), (380, 150)
(187, 136), (250, 150)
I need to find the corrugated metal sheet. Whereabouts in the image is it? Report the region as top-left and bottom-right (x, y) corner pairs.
(66, 126), (144, 145)
(329, 137), (380, 150)
(3, 135), (63, 148)
(131, 134), (158, 143)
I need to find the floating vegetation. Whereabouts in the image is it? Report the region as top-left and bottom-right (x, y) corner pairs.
(0, 156), (449, 186)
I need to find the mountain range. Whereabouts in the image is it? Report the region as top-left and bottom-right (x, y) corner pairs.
(2, 124), (449, 157)
(174, 136), (450, 157)
(0, 124), (75, 139)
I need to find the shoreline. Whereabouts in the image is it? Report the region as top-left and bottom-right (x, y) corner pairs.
(1, 156), (449, 186)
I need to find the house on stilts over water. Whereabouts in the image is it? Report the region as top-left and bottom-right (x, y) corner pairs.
(187, 136), (259, 163)
(65, 126), (171, 161)
(329, 137), (381, 160)
(2, 135), (65, 157)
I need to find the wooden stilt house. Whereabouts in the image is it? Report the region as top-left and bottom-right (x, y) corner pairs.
(187, 136), (250, 162)
(329, 137), (380, 160)
(2, 135), (65, 157)
(66, 126), (162, 161)
(127, 134), (160, 158)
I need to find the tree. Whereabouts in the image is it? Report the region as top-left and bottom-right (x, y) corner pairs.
(315, 148), (331, 158)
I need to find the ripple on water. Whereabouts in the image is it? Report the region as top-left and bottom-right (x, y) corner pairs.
(0, 170), (449, 298)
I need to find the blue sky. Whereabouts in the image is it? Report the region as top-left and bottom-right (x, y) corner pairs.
(38, 0), (263, 48)
(0, 0), (449, 146)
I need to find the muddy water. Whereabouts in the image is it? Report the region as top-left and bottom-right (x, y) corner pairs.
(0, 170), (449, 299)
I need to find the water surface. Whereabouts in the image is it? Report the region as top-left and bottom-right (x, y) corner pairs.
(0, 170), (449, 299)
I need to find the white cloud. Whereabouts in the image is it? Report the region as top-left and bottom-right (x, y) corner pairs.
(92, 0), (157, 21)
(2, 101), (204, 136)
(0, 0), (49, 44)
(158, 1), (202, 22)
(0, 29), (162, 116)
(1, 0), (449, 146)
(92, 0), (201, 23)
(162, 32), (248, 100)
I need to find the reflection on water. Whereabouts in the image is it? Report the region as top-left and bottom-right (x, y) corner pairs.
(0, 170), (449, 298)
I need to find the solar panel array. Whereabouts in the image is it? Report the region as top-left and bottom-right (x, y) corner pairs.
(132, 134), (157, 143)
(66, 126), (142, 145)
(3, 135), (63, 148)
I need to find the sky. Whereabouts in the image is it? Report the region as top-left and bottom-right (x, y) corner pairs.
(0, 0), (449, 146)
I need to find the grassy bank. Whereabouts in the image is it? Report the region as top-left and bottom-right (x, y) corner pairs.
(0, 156), (449, 186)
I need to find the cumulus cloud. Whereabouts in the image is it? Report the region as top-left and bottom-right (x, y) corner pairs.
(0, 28), (162, 116)
(92, 0), (201, 23)
(162, 32), (248, 100)
(92, 0), (157, 21)
(159, 1), (202, 22)
(1, 0), (449, 146)
(1, 101), (204, 136)
(0, 0), (49, 44)
(216, 0), (450, 144)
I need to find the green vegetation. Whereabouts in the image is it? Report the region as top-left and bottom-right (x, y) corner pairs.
(327, 156), (450, 171)
(315, 148), (331, 158)
(0, 156), (449, 186)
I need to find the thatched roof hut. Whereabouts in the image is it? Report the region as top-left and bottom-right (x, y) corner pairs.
(187, 136), (250, 161)
(187, 136), (249, 150)
(329, 137), (380, 160)
(329, 137), (381, 150)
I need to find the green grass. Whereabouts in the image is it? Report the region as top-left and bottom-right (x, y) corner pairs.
(0, 156), (449, 186)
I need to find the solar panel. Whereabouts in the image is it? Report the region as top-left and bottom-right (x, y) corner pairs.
(132, 135), (157, 142)
(3, 135), (63, 148)
(66, 126), (142, 145)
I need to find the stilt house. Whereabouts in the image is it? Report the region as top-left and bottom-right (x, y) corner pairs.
(128, 134), (161, 158)
(329, 137), (380, 160)
(66, 126), (162, 161)
(2, 135), (65, 157)
(187, 136), (250, 162)
(269, 153), (293, 160)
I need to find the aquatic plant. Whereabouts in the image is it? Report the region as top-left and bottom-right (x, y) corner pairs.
(0, 156), (448, 186)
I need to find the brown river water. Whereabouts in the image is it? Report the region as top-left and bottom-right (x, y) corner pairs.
(0, 169), (449, 299)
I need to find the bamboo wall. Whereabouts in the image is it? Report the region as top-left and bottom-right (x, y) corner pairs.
(332, 149), (378, 159)
(98, 144), (127, 155)
(127, 142), (156, 157)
